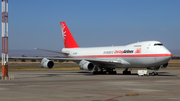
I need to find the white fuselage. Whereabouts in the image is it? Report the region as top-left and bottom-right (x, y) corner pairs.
(62, 41), (172, 68)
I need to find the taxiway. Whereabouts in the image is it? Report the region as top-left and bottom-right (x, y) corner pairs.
(0, 69), (180, 101)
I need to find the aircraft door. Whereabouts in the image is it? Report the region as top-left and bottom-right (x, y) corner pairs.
(147, 43), (157, 63)
(146, 43), (151, 53)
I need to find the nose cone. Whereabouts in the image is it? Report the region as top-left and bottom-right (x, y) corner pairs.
(157, 46), (172, 56)
(166, 50), (172, 61)
(163, 46), (172, 60)
(156, 46), (172, 63)
(165, 47), (172, 55)
(164, 47), (172, 58)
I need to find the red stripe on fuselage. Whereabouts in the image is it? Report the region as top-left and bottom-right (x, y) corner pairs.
(70, 54), (172, 58)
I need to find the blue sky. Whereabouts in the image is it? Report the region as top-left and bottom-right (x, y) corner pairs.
(0, 0), (180, 52)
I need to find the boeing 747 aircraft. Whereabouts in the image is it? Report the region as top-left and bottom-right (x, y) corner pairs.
(15, 22), (172, 75)
(36, 22), (172, 75)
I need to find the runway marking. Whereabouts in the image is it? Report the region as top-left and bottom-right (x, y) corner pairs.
(55, 81), (156, 100)
(0, 88), (9, 90)
(29, 87), (53, 90)
(28, 86), (180, 97)
(125, 93), (139, 96)
(63, 90), (119, 96)
(56, 81), (99, 88)
(104, 95), (123, 101)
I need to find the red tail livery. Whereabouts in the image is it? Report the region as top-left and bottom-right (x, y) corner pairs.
(60, 22), (79, 48)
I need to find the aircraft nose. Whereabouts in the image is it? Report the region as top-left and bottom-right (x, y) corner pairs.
(163, 47), (172, 60)
(165, 48), (172, 56)
(156, 46), (172, 61)
(159, 46), (172, 55)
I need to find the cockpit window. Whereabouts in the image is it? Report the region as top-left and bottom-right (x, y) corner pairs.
(154, 43), (163, 46)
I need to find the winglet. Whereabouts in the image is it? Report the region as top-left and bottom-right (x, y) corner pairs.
(60, 22), (79, 48)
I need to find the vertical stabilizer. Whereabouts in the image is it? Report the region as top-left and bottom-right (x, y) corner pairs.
(60, 22), (79, 48)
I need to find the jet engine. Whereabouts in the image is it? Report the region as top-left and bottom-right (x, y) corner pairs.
(147, 67), (161, 70)
(161, 63), (169, 68)
(41, 58), (54, 69)
(79, 60), (94, 71)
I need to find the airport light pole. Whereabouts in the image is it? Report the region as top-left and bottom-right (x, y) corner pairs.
(2, 0), (8, 77)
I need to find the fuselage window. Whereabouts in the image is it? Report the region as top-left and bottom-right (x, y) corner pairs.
(154, 43), (163, 46)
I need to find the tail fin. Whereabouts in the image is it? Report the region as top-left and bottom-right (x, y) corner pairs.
(60, 22), (79, 48)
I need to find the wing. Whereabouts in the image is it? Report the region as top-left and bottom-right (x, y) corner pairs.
(48, 57), (130, 68)
(35, 48), (69, 55)
(85, 58), (130, 67)
(9, 56), (130, 68)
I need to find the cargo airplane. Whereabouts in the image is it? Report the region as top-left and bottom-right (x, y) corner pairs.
(16, 22), (173, 75)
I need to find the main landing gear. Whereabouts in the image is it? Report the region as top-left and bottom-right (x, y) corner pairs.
(93, 67), (117, 75)
(123, 68), (131, 75)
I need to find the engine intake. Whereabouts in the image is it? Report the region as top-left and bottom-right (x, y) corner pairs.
(79, 60), (94, 71)
(41, 58), (54, 69)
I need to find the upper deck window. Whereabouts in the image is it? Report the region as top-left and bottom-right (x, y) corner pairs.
(154, 43), (163, 46)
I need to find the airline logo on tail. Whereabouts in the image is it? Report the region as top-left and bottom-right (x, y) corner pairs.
(61, 23), (66, 42)
(60, 22), (79, 48)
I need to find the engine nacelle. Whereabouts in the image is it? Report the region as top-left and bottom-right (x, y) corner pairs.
(147, 67), (161, 70)
(79, 60), (94, 71)
(161, 63), (169, 68)
(41, 58), (54, 69)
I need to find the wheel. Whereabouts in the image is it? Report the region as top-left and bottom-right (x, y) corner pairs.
(93, 71), (97, 75)
(123, 71), (126, 74)
(155, 72), (158, 75)
(128, 71), (131, 74)
(109, 71), (117, 74)
(113, 71), (117, 74)
(103, 71), (106, 74)
(151, 72), (155, 76)
(98, 71), (101, 74)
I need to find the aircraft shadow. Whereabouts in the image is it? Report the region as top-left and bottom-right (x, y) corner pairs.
(81, 72), (177, 76)
(22, 71), (177, 77)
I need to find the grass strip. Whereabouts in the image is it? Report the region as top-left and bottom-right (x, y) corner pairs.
(0, 62), (179, 71)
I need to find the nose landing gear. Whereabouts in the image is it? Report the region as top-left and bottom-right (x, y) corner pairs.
(149, 70), (158, 76)
(147, 66), (161, 76)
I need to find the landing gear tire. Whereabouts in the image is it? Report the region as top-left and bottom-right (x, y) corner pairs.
(109, 71), (117, 74)
(99, 71), (106, 74)
(93, 68), (117, 75)
(123, 69), (131, 75)
(113, 71), (117, 74)
(93, 71), (106, 75)
(151, 72), (155, 76)
(93, 71), (97, 75)
(149, 72), (158, 76)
